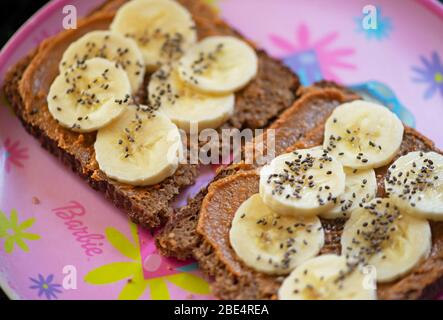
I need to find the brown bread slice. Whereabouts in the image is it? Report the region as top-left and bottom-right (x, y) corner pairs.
(195, 129), (443, 300)
(3, 0), (299, 228)
(158, 85), (443, 299)
(156, 85), (359, 258)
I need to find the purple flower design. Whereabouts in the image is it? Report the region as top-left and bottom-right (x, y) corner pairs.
(29, 274), (62, 300)
(412, 51), (443, 100)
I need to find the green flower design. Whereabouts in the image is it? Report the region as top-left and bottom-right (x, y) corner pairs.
(84, 222), (210, 300)
(0, 209), (40, 253)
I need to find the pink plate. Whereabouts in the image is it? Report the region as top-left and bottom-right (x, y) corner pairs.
(0, 0), (442, 300)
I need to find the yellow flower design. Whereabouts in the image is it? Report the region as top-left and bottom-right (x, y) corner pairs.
(84, 222), (210, 300)
(0, 209), (40, 253)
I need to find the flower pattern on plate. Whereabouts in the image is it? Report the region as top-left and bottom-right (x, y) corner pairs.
(1, 138), (29, 173)
(84, 222), (210, 300)
(0, 209), (40, 254)
(29, 274), (63, 300)
(270, 23), (356, 85)
(412, 51), (443, 100)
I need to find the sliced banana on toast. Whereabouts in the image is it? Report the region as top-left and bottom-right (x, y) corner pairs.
(177, 36), (258, 94)
(341, 198), (431, 283)
(323, 100), (404, 169)
(94, 105), (182, 186)
(321, 168), (377, 219)
(111, 0), (197, 69)
(259, 147), (346, 217)
(278, 254), (376, 300)
(229, 194), (324, 275)
(385, 151), (443, 220)
(60, 30), (145, 93)
(148, 65), (235, 132)
(47, 57), (131, 132)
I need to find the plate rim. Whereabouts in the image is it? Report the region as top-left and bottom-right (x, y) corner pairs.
(0, 0), (442, 300)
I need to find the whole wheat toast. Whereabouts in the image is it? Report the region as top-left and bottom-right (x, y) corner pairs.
(156, 83), (359, 258)
(156, 84), (443, 299)
(3, 0), (299, 228)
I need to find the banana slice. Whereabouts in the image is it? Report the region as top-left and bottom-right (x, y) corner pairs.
(94, 105), (182, 186)
(177, 36), (258, 94)
(385, 151), (443, 220)
(229, 194), (324, 275)
(323, 100), (404, 169)
(278, 254), (376, 300)
(47, 57), (131, 132)
(259, 147), (346, 217)
(341, 198), (431, 283)
(60, 30), (145, 94)
(321, 168), (377, 219)
(110, 0), (197, 69)
(148, 65), (235, 132)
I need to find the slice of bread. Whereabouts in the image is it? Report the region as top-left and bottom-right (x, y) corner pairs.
(156, 84), (358, 258)
(3, 0), (299, 228)
(157, 84), (443, 299)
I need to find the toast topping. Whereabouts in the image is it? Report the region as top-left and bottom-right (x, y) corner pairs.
(229, 194), (324, 275)
(259, 147), (346, 217)
(47, 57), (131, 132)
(60, 30), (145, 94)
(148, 64), (235, 132)
(385, 151), (443, 220)
(323, 100), (404, 169)
(94, 105), (182, 186)
(341, 198), (431, 283)
(147, 35), (257, 131)
(278, 254), (376, 300)
(177, 36), (258, 94)
(321, 167), (377, 219)
(110, 0), (197, 69)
